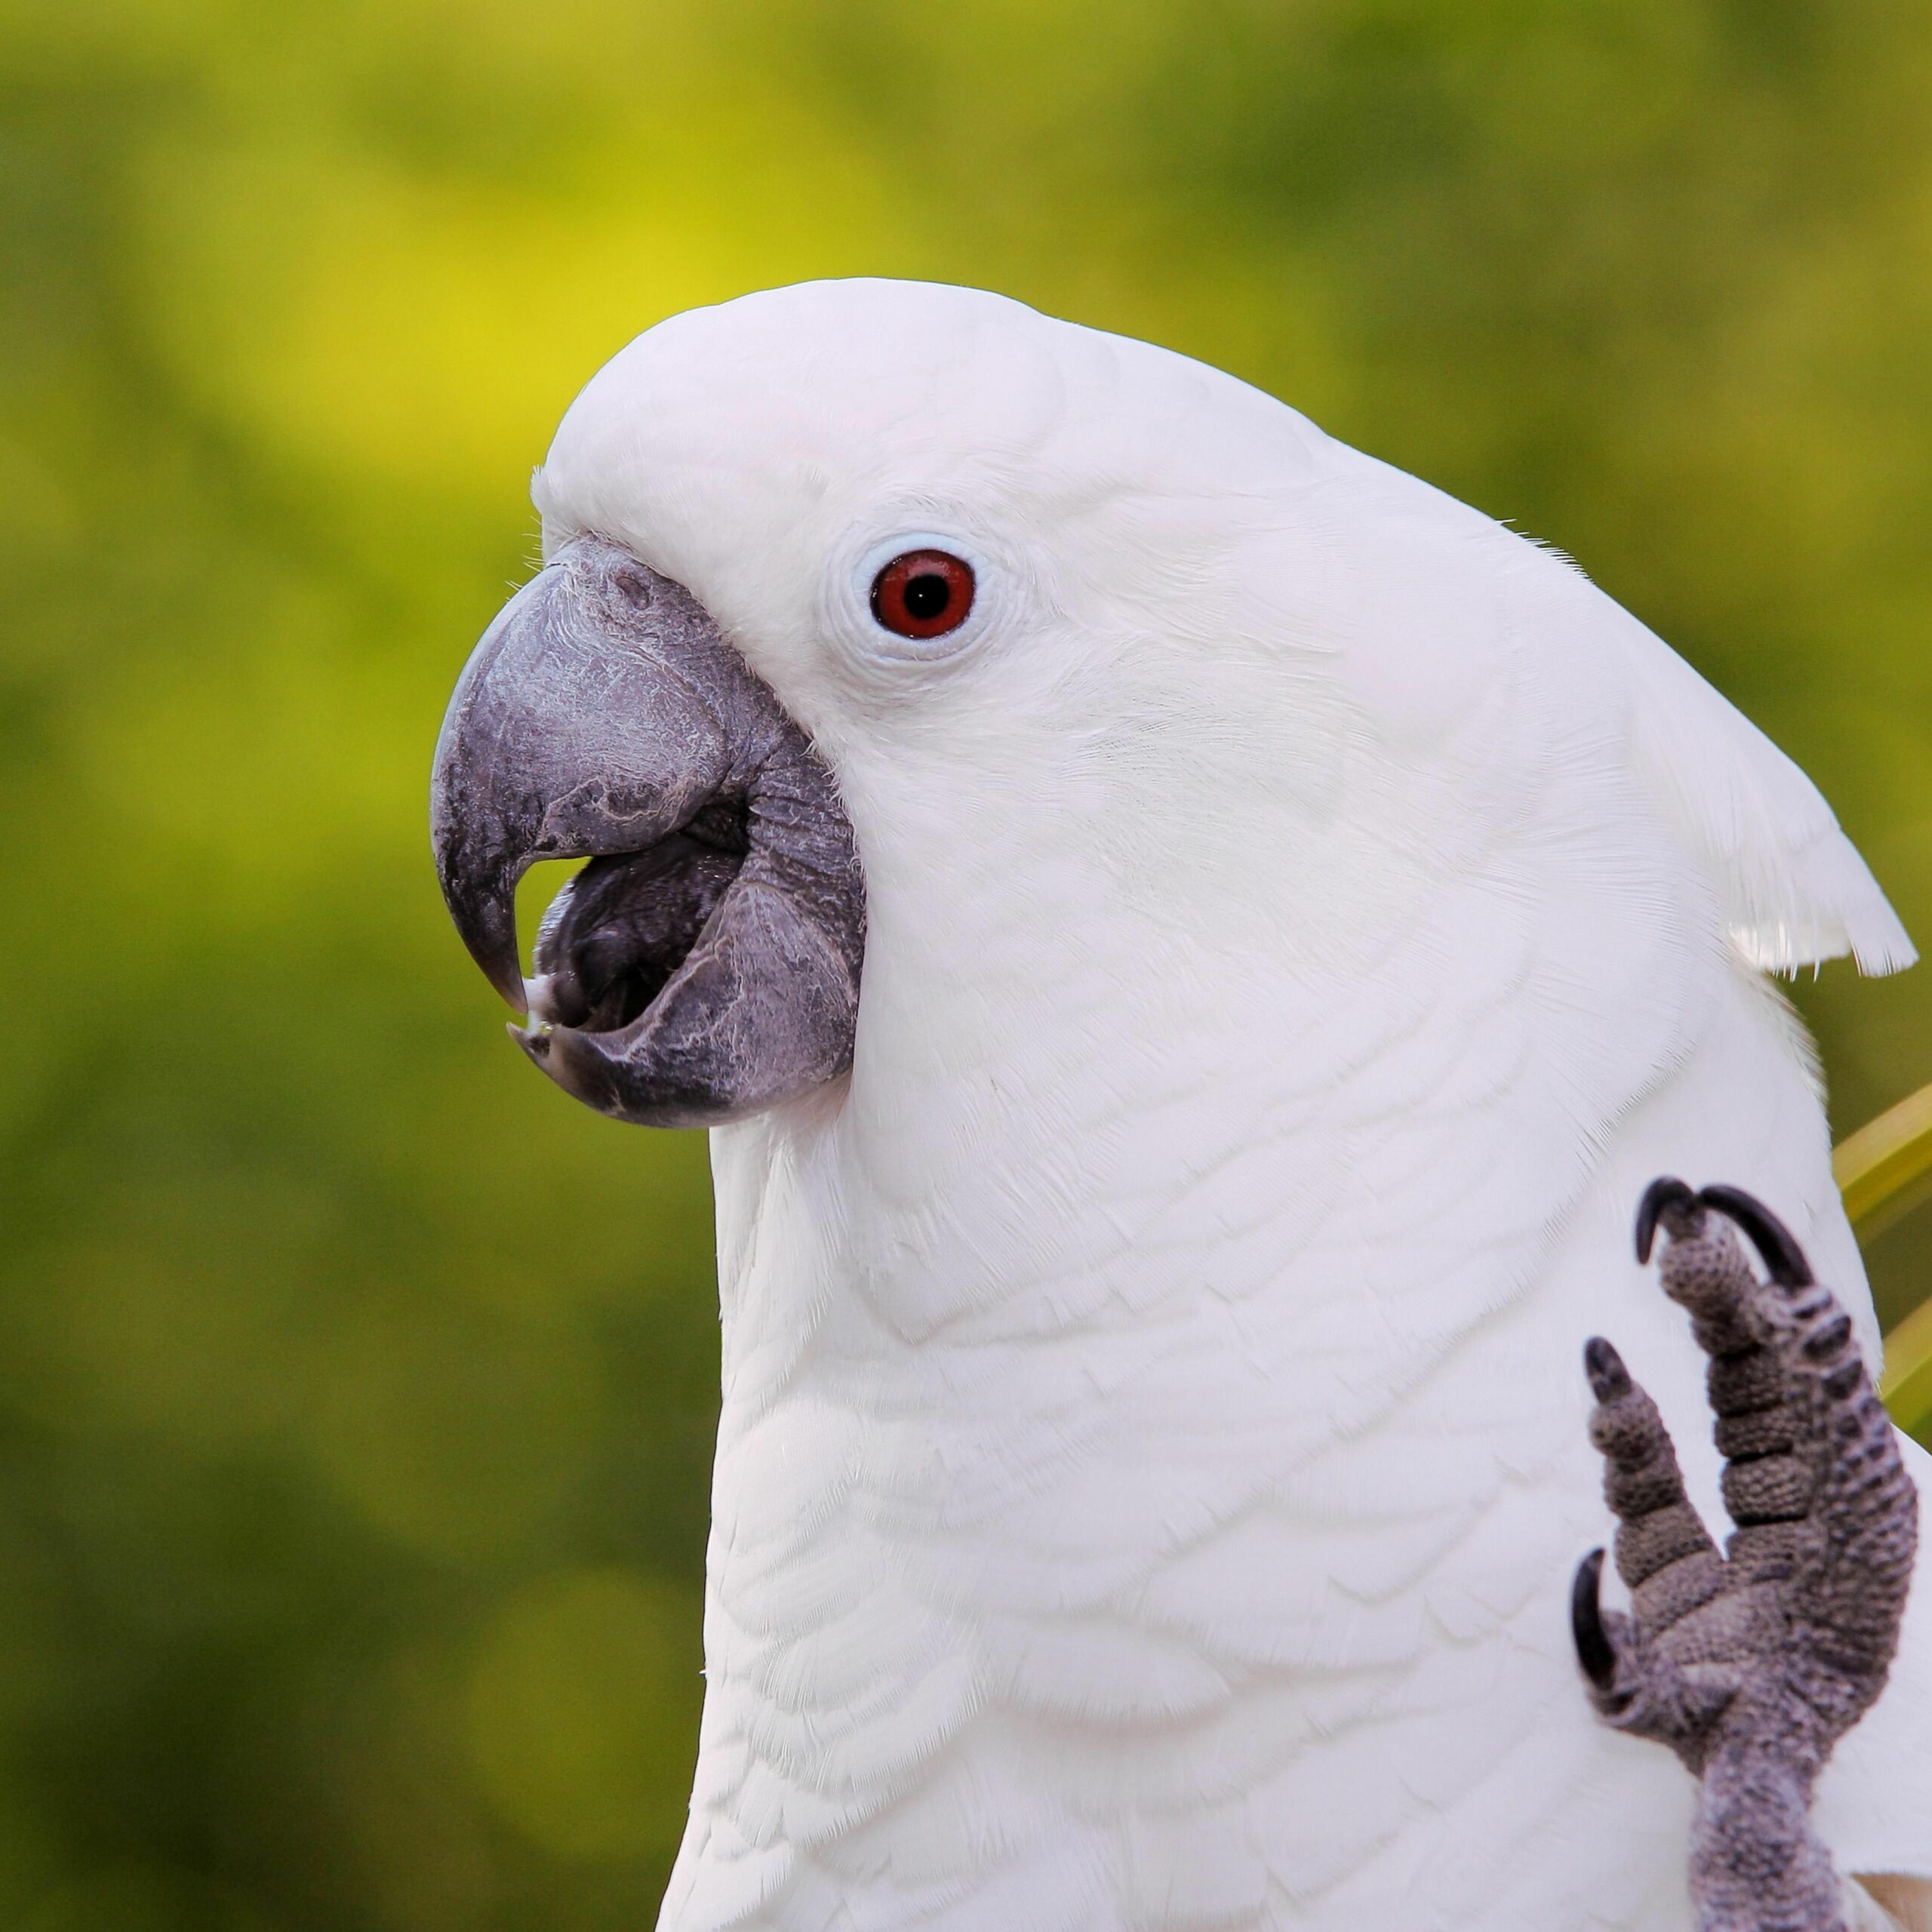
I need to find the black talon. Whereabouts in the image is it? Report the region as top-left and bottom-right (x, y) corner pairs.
(1583, 1336), (1631, 1403)
(1635, 1177), (1697, 1264)
(1571, 1549), (1617, 1691)
(1694, 1185), (1814, 1289)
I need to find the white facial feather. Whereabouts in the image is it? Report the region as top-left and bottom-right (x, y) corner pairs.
(530, 279), (1929, 1931)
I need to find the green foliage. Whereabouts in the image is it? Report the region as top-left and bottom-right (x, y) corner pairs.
(2, 0), (1930, 1924)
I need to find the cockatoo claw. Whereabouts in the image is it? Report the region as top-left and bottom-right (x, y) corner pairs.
(1635, 1176), (1698, 1265)
(1570, 1546), (1618, 1693)
(1577, 1183), (1918, 1932)
(1583, 1334), (1632, 1403)
(1692, 1183), (1816, 1288)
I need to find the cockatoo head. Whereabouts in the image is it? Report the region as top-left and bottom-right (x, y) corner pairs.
(432, 278), (1907, 1131)
(426, 283), (1932, 1932)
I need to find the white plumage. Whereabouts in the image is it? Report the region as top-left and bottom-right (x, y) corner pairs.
(531, 279), (1932, 1930)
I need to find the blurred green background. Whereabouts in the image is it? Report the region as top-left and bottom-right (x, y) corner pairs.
(4, 0), (1932, 1925)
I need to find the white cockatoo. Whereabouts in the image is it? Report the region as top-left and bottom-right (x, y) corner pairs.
(429, 279), (1932, 1931)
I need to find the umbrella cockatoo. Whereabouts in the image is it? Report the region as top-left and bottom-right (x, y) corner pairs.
(429, 279), (1932, 1931)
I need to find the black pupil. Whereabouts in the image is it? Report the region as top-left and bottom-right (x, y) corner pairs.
(903, 572), (951, 620)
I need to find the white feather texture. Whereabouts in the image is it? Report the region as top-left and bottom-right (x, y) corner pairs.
(532, 280), (1927, 1930)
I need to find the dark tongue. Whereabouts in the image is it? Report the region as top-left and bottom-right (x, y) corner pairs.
(533, 835), (745, 1032)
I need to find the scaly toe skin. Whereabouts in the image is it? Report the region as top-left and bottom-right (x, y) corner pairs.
(1577, 1323), (1728, 1760)
(1576, 1183), (1918, 1932)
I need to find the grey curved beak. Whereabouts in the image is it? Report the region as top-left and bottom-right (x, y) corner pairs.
(430, 535), (864, 1127)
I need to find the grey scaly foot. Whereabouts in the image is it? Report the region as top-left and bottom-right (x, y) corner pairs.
(1572, 1180), (1919, 1932)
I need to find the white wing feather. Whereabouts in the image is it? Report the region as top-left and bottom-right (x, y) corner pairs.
(1610, 603), (1915, 975)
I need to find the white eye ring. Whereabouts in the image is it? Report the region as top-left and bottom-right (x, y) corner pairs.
(848, 531), (994, 662)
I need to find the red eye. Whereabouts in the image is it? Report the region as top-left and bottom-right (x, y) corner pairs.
(869, 549), (975, 641)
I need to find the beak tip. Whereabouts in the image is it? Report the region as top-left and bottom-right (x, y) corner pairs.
(457, 935), (528, 1016)
(508, 1019), (552, 1060)
(434, 857), (530, 1017)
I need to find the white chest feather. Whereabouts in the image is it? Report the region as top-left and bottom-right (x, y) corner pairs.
(657, 782), (1918, 1930)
